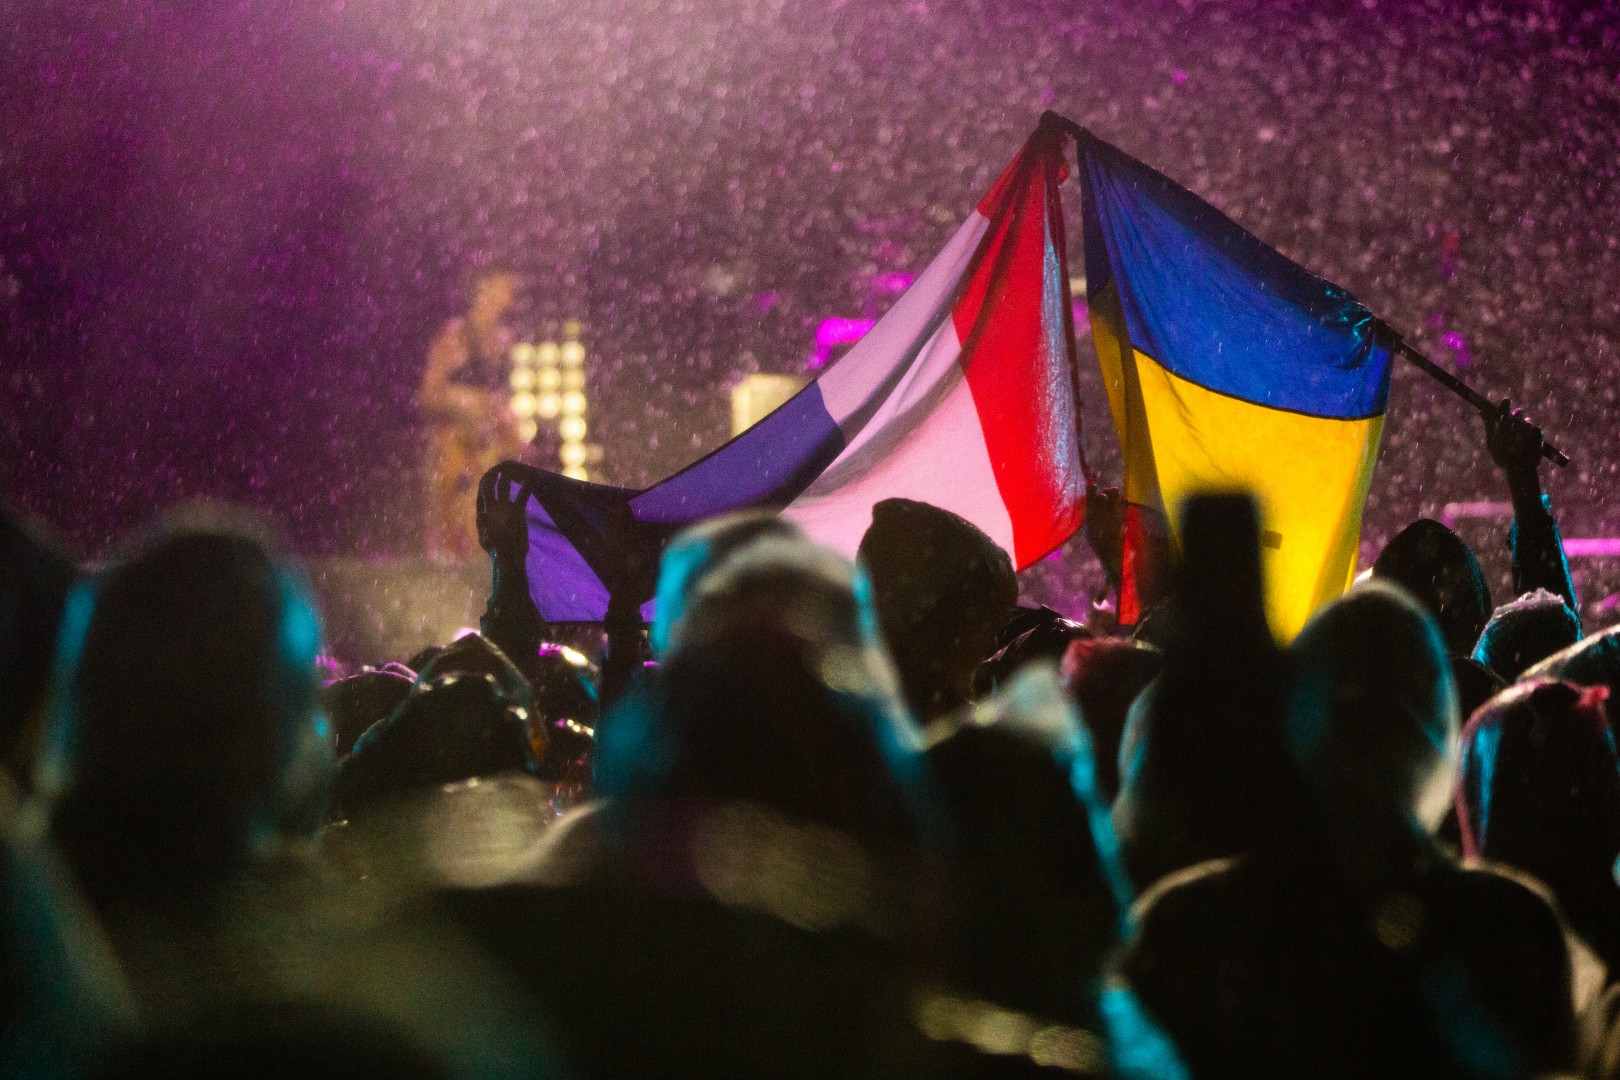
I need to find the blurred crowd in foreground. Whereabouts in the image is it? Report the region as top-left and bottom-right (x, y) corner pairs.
(3, 401), (1620, 1080)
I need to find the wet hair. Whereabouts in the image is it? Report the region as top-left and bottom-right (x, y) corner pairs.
(42, 508), (328, 896)
(1473, 589), (1582, 682)
(1370, 519), (1491, 658)
(336, 673), (536, 818)
(1061, 637), (1164, 805)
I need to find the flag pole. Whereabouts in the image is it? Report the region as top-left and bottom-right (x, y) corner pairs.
(1389, 334), (1570, 468)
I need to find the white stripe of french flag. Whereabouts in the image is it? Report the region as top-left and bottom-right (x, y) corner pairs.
(784, 125), (1086, 568)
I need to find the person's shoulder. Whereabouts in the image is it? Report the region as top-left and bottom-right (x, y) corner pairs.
(1129, 855), (1242, 927)
(1440, 857), (1575, 989)
(1446, 857), (1566, 930)
(1124, 856), (1249, 978)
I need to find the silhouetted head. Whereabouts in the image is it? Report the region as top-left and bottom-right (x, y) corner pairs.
(1371, 519), (1491, 658)
(0, 506), (77, 780)
(972, 606), (1093, 698)
(1288, 582), (1460, 832)
(1472, 590), (1582, 682)
(43, 509), (331, 898)
(650, 511), (806, 657)
(598, 537), (928, 849)
(857, 499), (1017, 719)
(1061, 637), (1164, 805)
(321, 669), (413, 754)
(415, 632), (531, 709)
(1457, 680), (1620, 885)
(336, 673), (536, 819)
(1521, 623), (1620, 706)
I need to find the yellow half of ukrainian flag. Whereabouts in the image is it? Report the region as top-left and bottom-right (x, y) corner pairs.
(1079, 133), (1393, 640)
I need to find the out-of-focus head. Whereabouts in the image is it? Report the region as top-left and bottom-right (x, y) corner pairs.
(649, 511), (807, 657)
(1061, 637), (1164, 805)
(1456, 680), (1620, 876)
(1472, 589), (1582, 682)
(1110, 493), (1300, 890)
(467, 269), (520, 359)
(43, 507), (331, 892)
(597, 537), (927, 848)
(856, 499), (1017, 718)
(321, 669), (413, 755)
(0, 506), (77, 779)
(1521, 622), (1620, 706)
(335, 673), (536, 819)
(674, 536), (886, 661)
(1287, 581), (1460, 830)
(1370, 518), (1491, 658)
(923, 663), (1130, 1017)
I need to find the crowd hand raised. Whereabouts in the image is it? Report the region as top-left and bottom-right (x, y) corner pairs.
(477, 467), (532, 559)
(1484, 399), (1546, 479)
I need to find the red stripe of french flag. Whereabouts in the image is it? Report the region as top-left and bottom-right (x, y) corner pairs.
(782, 122), (1085, 568)
(954, 127), (1087, 567)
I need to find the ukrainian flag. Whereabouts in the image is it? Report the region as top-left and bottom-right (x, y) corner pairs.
(1077, 132), (1393, 640)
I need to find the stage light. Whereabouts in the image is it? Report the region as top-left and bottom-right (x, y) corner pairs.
(536, 342), (560, 366)
(511, 342), (536, 365)
(537, 392), (561, 419)
(510, 367), (535, 391)
(560, 442), (587, 468)
(538, 367), (561, 391)
(518, 418), (539, 442)
(561, 390), (586, 416)
(562, 367), (584, 391)
(561, 341), (585, 366)
(510, 392), (538, 419)
(559, 415), (587, 442)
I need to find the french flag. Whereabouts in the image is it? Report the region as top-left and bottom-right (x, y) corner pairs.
(492, 117), (1088, 622)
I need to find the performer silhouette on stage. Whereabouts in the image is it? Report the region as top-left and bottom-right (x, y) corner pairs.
(419, 270), (527, 561)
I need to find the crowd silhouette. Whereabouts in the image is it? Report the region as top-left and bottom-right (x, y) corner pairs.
(2, 402), (1617, 1079)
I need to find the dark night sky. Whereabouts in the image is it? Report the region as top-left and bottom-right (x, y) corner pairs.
(3, 0), (1617, 611)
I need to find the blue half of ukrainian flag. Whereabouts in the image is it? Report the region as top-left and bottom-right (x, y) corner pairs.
(1077, 131), (1394, 639)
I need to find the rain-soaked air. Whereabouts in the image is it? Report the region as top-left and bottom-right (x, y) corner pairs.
(3, 2), (1619, 1077)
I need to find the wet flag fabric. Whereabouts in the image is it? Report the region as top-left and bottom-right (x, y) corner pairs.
(1077, 130), (1394, 640)
(488, 118), (1087, 622)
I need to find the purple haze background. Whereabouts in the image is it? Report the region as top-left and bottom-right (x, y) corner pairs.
(3, 0), (1617, 611)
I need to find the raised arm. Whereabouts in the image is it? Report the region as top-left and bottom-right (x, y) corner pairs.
(1485, 400), (1579, 630)
(477, 467), (548, 684)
